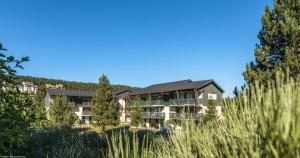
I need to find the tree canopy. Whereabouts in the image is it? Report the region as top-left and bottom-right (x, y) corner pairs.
(49, 96), (77, 128)
(0, 43), (35, 155)
(18, 75), (140, 91)
(92, 75), (119, 131)
(32, 84), (48, 128)
(244, 0), (300, 85)
(202, 99), (217, 123)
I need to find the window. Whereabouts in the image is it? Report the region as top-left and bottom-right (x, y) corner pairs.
(179, 93), (185, 99)
(83, 107), (91, 111)
(208, 94), (217, 100)
(187, 93), (194, 99)
(198, 93), (203, 99)
(74, 107), (79, 112)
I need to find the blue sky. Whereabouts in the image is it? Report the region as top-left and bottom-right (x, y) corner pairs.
(1, 0), (272, 96)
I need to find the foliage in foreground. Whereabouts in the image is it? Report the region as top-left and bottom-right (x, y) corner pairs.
(30, 128), (106, 157)
(0, 43), (35, 155)
(107, 73), (300, 158)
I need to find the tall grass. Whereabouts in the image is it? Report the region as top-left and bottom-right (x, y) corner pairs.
(30, 128), (106, 157)
(107, 74), (300, 158)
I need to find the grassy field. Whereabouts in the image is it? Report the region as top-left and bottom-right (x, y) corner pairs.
(30, 74), (300, 157)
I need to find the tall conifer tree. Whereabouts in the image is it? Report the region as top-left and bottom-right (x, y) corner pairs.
(244, 0), (300, 84)
(49, 96), (77, 128)
(203, 99), (216, 123)
(33, 84), (47, 122)
(92, 75), (119, 131)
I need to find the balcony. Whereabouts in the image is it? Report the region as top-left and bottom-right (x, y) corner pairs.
(82, 111), (92, 116)
(129, 98), (204, 107)
(129, 100), (166, 107)
(68, 102), (76, 106)
(169, 113), (201, 120)
(167, 98), (197, 106)
(141, 112), (165, 119)
(68, 102), (92, 107)
(82, 102), (92, 107)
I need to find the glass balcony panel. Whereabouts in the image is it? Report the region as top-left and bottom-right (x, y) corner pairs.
(129, 98), (199, 107)
(169, 113), (201, 119)
(167, 98), (196, 105)
(82, 102), (92, 107)
(82, 111), (92, 116)
(141, 112), (165, 119)
(68, 102), (76, 107)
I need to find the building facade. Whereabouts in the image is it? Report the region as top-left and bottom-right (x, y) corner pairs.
(45, 89), (131, 124)
(44, 79), (223, 128)
(46, 84), (65, 90)
(127, 79), (224, 128)
(18, 82), (38, 94)
(45, 89), (94, 124)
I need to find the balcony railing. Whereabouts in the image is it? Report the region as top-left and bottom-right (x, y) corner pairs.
(129, 100), (167, 107)
(169, 113), (201, 120)
(68, 102), (92, 107)
(167, 98), (196, 106)
(82, 111), (92, 116)
(141, 112), (165, 119)
(82, 102), (92, 107)
(68, 102), (76, 106)
(129, 98), (204, 107)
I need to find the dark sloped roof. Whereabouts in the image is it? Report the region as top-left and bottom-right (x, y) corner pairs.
(47, 89), (94, 97)
(112, 89), (130, 96)
(130, 79), (224, 95)
(47, 89), (131, 98)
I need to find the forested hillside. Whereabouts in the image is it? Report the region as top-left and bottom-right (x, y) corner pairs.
(17, 76), (139, 91)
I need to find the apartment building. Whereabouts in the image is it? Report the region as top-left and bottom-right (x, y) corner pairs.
(128, 79), (224, 128)
(45, 89), (131, 124)
(44, 79), (223, 127)
(18, 81), (38, 94)
(46, 84), (65, 90)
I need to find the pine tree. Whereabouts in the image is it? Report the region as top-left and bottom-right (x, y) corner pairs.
(32, 84), (48, 128)
(203, 99), (216, 123)
(130, 105), (144, 126)
(244, 0), (300, 85)
(92, 75), (119, 132)
(49, 96), (77, 128)
(233, 86), (240, 97)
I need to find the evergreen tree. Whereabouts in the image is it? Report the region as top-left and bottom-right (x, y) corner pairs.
(202, 99), (216, 123)
(17, 75), (140, 91)
(49, 96), (77, 128)
(244, 0), (300, 85)
(233, 86), (240, 97)
(92, 75), (119, 131)
(32, 84), (48, 128)
(0, 43), (34, 155)
(130, 102), (144, 126)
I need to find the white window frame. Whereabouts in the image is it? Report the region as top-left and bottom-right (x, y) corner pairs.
(198, 92), (203, 99)
(208, 93), (217, 100)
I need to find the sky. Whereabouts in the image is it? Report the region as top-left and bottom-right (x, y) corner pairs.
(1, 0), (273, 96)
